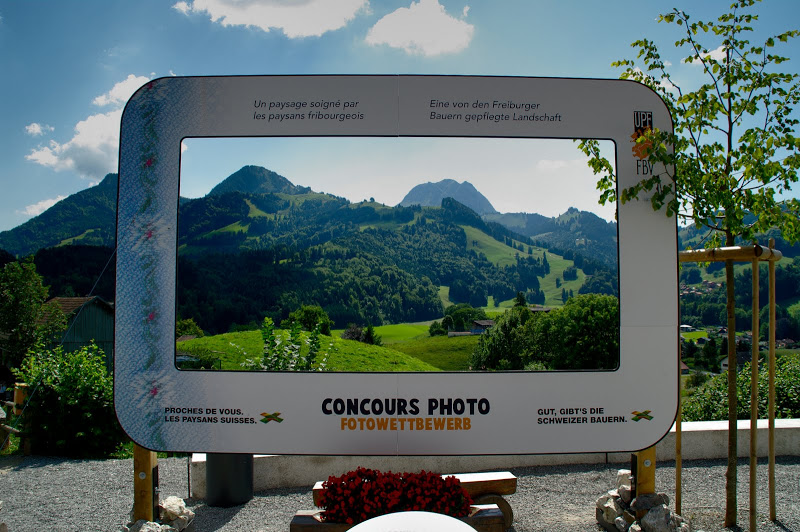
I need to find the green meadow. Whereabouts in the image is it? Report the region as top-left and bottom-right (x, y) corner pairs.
(178, 321), (479, 372)
(177, 329), (439, 372)
(462, 224), (585, 308)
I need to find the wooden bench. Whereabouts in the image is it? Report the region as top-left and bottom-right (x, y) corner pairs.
(310, 471), (517, 530)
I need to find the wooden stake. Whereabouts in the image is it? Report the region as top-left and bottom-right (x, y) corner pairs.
(676, 375), (682, 515)
(750, 257), (759, 532)
(12, 383), (30, 455)
(724, 256), (737, 528)
(677, 242), (784, 529)
(133, 444), (159, 522)
(768, 238), (776, 521)
(12, 383), (27, 416)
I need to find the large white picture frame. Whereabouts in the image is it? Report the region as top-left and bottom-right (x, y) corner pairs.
(115, 75), (677, 454)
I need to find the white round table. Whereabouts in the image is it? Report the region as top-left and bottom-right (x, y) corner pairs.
(348, 511), (474, 532)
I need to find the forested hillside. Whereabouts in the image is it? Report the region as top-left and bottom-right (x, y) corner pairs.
(2, 165), (621, 335)
(0, 173), (117, 256)
(485, 207), (618, 267)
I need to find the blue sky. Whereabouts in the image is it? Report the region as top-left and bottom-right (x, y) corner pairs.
(2, 0), (799, 232)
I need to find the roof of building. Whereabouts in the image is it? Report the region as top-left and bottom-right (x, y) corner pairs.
(45, 296), (114, 318)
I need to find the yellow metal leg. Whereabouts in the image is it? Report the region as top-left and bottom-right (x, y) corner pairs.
(633, 446), (657, 519)
(133, 444), (159, 522)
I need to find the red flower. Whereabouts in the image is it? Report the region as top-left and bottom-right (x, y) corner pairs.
(320, 468), (472, 524)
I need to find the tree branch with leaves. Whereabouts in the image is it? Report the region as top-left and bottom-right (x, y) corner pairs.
(578, 1), (799, 526)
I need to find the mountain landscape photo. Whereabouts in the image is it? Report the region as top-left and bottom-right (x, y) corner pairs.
(0, 165), (620, 335)
(4, 160), (800, 377)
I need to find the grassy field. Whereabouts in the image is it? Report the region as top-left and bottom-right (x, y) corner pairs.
(178, 320), (483, 372)
(438, 286), (453, 308)
(388, 334), (479, 371)
(681, 331), (710, 341)
(539, 256), (585, 307)
(374, 323), (431, 342)
(245, 199), (270, 218)
(462, 225), (544, 268)
(177, 329), (439, 372)
(461, 225), (587, 308)
(59, 228), (100, 246)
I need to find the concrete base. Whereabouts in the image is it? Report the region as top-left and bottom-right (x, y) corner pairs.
(190, 418), (800, 498)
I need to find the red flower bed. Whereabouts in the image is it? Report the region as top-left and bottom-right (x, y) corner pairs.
(319, 468), (473, 525)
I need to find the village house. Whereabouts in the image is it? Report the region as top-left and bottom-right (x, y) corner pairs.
(470, 320), (495, 335)
(46, 296), (115, 371)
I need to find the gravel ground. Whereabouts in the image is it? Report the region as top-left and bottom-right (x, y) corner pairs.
(0, 455), (798, 531)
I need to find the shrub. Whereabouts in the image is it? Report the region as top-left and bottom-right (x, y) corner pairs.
(341, 323), (364, 341)
(240, 317), (328, 371)
(283, 305), (332, 336)
(428, 321), (447, 336)
(341, 323), (382, 345)
(319, 468), (472, 525)
(176, 346), (218, 369)
(175, 317), (204, 338)
(682, 353), (800, 421)
(13, 343), (127, 457)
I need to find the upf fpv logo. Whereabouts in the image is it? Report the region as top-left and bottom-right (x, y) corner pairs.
(631, 410), (653, 422)
(261, 412), (284, 424)
(631, 111), (653, 160)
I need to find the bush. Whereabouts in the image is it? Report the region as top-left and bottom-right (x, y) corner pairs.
(341, 323), (382, 345)
(176, 346), (218, 369)
(428, 321), (447, 336)
(13, 343), (127, 457)
(682, 353), (800, 421)
(319, 468), (472, 525)
(471, 306), (532, 370)
(175, 317), (204, 338)
(283, 305), (332, 336)
(241, 317), (328, 371)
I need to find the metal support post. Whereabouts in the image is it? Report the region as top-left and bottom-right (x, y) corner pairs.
(133, 444), (159, 522)
(632, 446), (657, 520)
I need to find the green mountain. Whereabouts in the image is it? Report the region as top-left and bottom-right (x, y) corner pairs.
(399, 179), (497, 215)
(0, 165), (312, 257)
(0, 173), (118, 257)
(485, 207), (618, 267)
(207, 165), (310, 196)
(2, 165), (622, 334)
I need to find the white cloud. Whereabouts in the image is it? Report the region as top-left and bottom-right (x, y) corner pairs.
(690, 45), (726, 64)
(658, 77), (677, 94)
(173, 1), (191, 14)
(26, 109), (123, 179)
(628, 67), (677, 95)
(92, 74), (150, 107)
(535, 158), (586, 172)
(25, 123), (54, 136)
(174, 0), (368, 38)
(366, 0), (473, 56)
(19, 195), (67, 216)
(25, 74), (151, 180)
